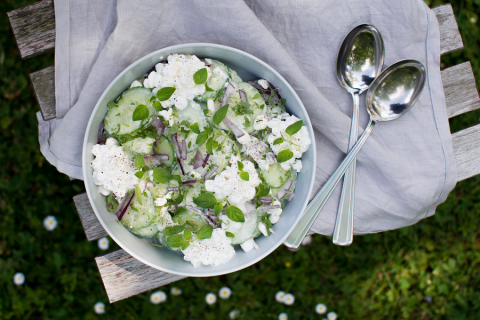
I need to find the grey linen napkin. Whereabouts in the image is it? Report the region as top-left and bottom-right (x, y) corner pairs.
(38, 0), (457, 235)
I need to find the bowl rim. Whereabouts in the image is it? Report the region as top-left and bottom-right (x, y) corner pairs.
(82, 43), (316, 277)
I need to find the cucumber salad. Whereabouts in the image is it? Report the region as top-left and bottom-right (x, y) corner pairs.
(91, 54), (311, 267)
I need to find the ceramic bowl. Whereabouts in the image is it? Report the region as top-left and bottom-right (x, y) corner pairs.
(83, 43), (316, 277)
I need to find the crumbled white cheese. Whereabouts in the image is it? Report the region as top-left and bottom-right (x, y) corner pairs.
(267, 114), (311, 170)
(205, 156), (261, 212)
(190, 170), (202, 180)
(207, 99), (215, 113)
(258, 79), (269, 90)
(253, 115), (268, 130)
(182, 229), (235, 267)
(91, 138), (139, 198)
(159, 108), (174, 126)
(292, 160), (303, 172)
(220, 215), (243, 233)
(258, 222), (274, 236)
(130, 80), (142, 88)
(242, 136), (276, 171)
(268, 200), (283, 224)
(146, 54), (210, 110)
(154, 192), (172, 207)
(240, 238), (258, 252)
(236, 131), (251, 145)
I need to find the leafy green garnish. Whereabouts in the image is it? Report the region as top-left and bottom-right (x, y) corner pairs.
(152, 101), (163, 111)
(213, 104), (229, 125)
(237, 161), (244, 171)
(261, 215), (273, 236)
(157, 87), (176, 101)
(240, 172), (249, 181)
(277, 149), (294, 163)
(132, 104), (149, 121)
(285, 120), (303, 136)
(190, 123), (200, 134)
(153, 167), (173, 183)
(243, 116), (251, 127)
(196, 225), (213, 240)
(206, 137), (214, 155)
(193, 68), (208, 85)
(134, 171), (144, 179)
(268, 88), (275, 104)
(273, 138), (284, 145)
(226, 231), (235, 238)
(255, 183), (270, 199)
(213, 203), (223, 216)
(195, 131), (208, 145)
(134, 155), (145, 168)
(180, 120), (191, 128)
(166, 234), (185, 248)
(106, 193), (118, 213)
(226, 205), (245, 222)
(135, 185), (143, 205)
(205, 83), (214, 92)
(193, 193), (217, 208)
(184, 227), (192, 240)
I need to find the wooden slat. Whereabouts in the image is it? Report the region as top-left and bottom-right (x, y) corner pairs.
(73, 193), (108, 241)
(432, 4), (464, 56)
(95, 249), (187, 303)
(29, 66), (56, 121)
(442, 62), (480, 118)
(452, 124), (480, 181)
(7, 0), (55, 59)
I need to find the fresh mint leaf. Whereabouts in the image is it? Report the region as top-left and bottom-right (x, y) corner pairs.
(243, 116), (251, 127)
(193, 193), (217, 208)
(132, 104), (149, 121)
(237, 161), (244, 171)
(277, 149), (294, 163)
(193, 68), (208, 85)
(180, 120), (191, 128)
(240, 172), (249, 181)
(213, 203), (223, 216)
(226, 231), (235, 238)
(173, 192), (184, 204)
(172, 225), (185, 234)
(162, 226), (175, 236)
(152, 101), (163, 111)
(172, 175), (183, 184)
(176, 206), (188, 215)
(168, 124), (178, 135)
(166, 234), (184, 248)
(252, 92), (260, 99)
(226, 205), (245, 222)
(205, 83), (214, 92)
(181, 241), (190, 250)
(285, 120), (303, 136)
(153, 167), (173, 183)
(196, 131), (208, 145)
(135, 185), (143, 205)
(190, 122), (200, 134)
(273, 137), (284, 145)
(213, 104), (229, 125)
(261, 215), (273, 236)
(183, 227), (192, 240)
(134, 171), (144, 179)
(157, 87), (176, 101)
(268, 88), (274, 104)
(255, 183), (270, 199)
(134, 155), (145, 168)
(206, 137), (214, 155)
(196, 225), (213, 240)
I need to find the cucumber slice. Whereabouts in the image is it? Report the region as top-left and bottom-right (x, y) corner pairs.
(237, 82), (266, 133)
(130, 224), (158, 237)
(229, 68), (243, 83)
(104, 87), (156, 135)
(270, 169), (297, 199)
(173, 211), (208, 233)
(260, 163), (292, 188)
(121, 190), (155, 231)
(153, 136), (175, 167)
(231, 210), (261, 245)
(196, 60), (231, 102)
(123, 137), (155, 155)
(156, 232), (182, 252)
(184, 184), (203, 207)
(175, 101), (209, 152)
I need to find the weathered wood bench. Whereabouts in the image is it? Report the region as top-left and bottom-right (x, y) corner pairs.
(8, 1), (480, 303)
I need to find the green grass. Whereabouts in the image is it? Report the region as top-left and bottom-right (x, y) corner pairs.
(1, 0), (480, 319)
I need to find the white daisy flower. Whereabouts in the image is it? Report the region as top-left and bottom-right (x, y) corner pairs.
(43, 216), (57, 231)
(170, 287), (182, 296)
(219, 286), (232, 299)
(283, 293), (295, 305)
(94, 302), (105, 314)
(229, 309), (240, 319)
(316, 303), (327, 314)
(275, 291), (285, 303)
(150, 291), (167, 304)
(206, 292), (217, 305)
(98, 237), (109, 250)
(13, 272), (25, 286)
(278, 312), (288, 320)
(302, 235), (312, 246)
(327, 311), (337, 320)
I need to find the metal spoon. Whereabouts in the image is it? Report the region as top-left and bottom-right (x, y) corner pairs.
(334, 24), (384, 246)
(284, 60), (426, 249)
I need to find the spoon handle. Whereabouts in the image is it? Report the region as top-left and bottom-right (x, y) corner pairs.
(333, 92), (360, 246)
(283, 120), (376, 249)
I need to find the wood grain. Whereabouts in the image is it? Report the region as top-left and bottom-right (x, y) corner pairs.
(452, 124), (480, 181)
(432, 4), (464, 56)
(7, 0), (55, 59)
(95, 249), (187, 303)
(73, 193), (108, 241)
(29, 66), (56, 121)
(441, 62), (480, 118)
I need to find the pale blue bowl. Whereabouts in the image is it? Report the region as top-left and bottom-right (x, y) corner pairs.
(83, 43), (316, 277)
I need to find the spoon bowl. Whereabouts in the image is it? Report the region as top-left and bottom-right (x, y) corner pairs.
(284, 59), (426, 249)
(367, 59), (426, 122)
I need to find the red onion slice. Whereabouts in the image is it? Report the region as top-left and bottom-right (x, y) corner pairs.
(287, 193), (295, 201)
(118, 193), (135, 221)
(182, 180), (197, 185)
(97, 122), (105, 145)
(185, 206), (219, 227)
(265, 152), (277, 164)
(239, 90), (248, 103)
(202, 153), (210, 167)
(223, 117), (245, 138)
(151, 118), (166, 136)
(193, 150), (203, 169)
(204, 165), (219, 180)
(144, 154), (169, 168)
(181, 139), (187, 160)
(259, 205), (281, 212)
(277, 189), (288, 200)
(171, 133), (181, 158)
(167, 187), (179, 192)
(177, 158), (185, 175)
(112, 194), (128, 216)
(221, 82), (235, 107)
(259, 196), (273, 203)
